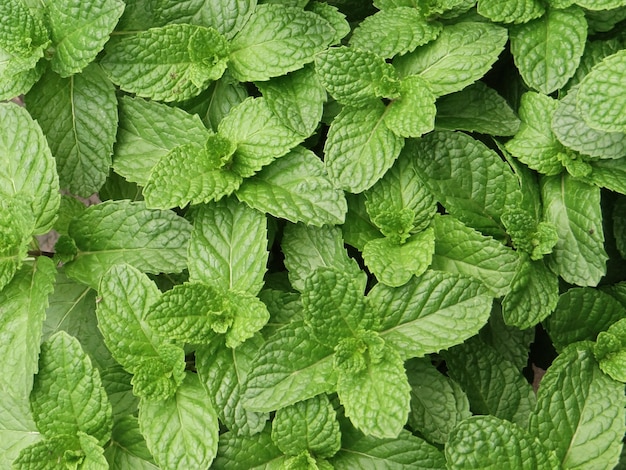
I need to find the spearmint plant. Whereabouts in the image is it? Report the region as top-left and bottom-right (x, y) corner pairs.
(2, 0), (626, 468)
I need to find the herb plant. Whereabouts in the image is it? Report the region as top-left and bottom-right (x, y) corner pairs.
(2, 0), (626, 468)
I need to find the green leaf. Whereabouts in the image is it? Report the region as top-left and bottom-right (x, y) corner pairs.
(393, 21), (508, 96)
(594, 318), (626, 383)
(315, 46), (401, 106)
(62, 200), (192, 289)
(228, 4), (334, 81)
(0, 0), (48, 58)
(509, 6), (587, 94)
(577, 49), (626, 134)
(0, 103), (60, 234)
(501, 208), (558, 260)
(26, 64), (118, 197)
(218, 97), (303, 178)
(405, 358), (471, 444)
(343, 193), (383, 252)
(138, 372), (219, 470)
(30, 331), (113, 445)
(541, 174), (608, 286)
(446, 415), (559, 469)
(242, 321), (337, 412)
(434, 81), (521, 136)
(45, 0), (124, 76)
(410, 131), (522, 239)
(370, 270), (492, 359)
(188, 197), (267, 294)
(77, 432), (108, 469)
(236, 146), (347, 226)
(477, 0), (544, 24)
(505, 91), (565, 176)
(363, 228), (435, 287)
(445, 338), (536, 428)
(102, 24), (229, 101)
(0, 258), (56, 400)
(573, 0), (626, 8)
(384, 75), (437, 138)
(349, 7), (442, 58)
(431, 215), (519, 297)
(214, 426), (286, 469)
(12, 434), (82, 470)
(545, 286), (626, 351)
(0, 392), (41, 469)
(529, 342), (626, 469)
(0, 61), (44, 102)
(113, 96), (210, 185)
(588, 158), (626, 194)
(104, 416), (159, 470)
(99, 366), (138, 419)
(308, 2), (351, 46)
(324, 102), (404, 193)
(271, 394), (341, 458)
(96, 264), (186, 400)
(0, 198), (31, 293)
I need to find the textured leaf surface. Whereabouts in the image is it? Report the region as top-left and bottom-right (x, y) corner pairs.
(510, 7), (587, 94)
(0, 0), (48, 58)
(477, 0), (544, 24)
(370, 270), (492, 359)
(104, 416), (159, 470)
(594, 318), (626, 383)
(324, 102), (404, 193)
(0, 392), (41, 469)
(188, 197), (267, 294)
(394, 21), (508, 96)
(13, 434), (82, 470)
(63, 200), (192, 289)
(26, 64), (118, 196)
(228, 4), (333, 81)
(384, 75), (437, 138)
(138, 373), (219, 470)
(30, 331), (113, 445)
(214, 426), (285, 469)
(588, 158), (626, 194)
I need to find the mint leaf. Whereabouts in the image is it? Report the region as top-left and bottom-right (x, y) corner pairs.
(217, 97), (303, 177)
(194, 73), (249, 131)
(113, 96), (210, 185)
(0, 258), (56, 400)
(394, 21), (508, 96)
(0, 0), (48, 58)
(588, 158), (626, 194)
(529, 342), (626, 469)
(480, 307), (535, 372)
(384, 75), (436, 138)
(0, 198), (32, 292)
(541, 174), (608, 286)
(271, 393), (341, 458)
(594, 318), (626, 383)
(370, 270), (492, 359)
(228, 4), (334, 81)
(31, 331), (113, 445)
(343, 193), (383, 252)
(104, 416), (158, 470)
(99, 366), (138, 419)
(349, 7), (442, 58)
(434, 81), (521, 136)
(26, 64), (118, 197)
(0, 61), (44, 102)
(477, 0), (544, 24)
(236, 146), (347, 226)
(96, 264), (186, 400)
(510, 6), (587, 94)
(12, 434), (82, 470)
(431, 215), (519, 297)
(324, 102), (404, 193)
(577, 49), (626, 133)
(0, 392), (41, 468)
(188, 197), (267, 294)
(501, 208), (558, 260)
(102, 24), (229, 101)
(446, 415), (558, 468)
(0, 103), (60, 234)
(138, 372), (219, 470)
(307, 2), (351, 46)
(214, 426), (286, 469)
(61, 200), (191, 289)
(45, 0), (124, 76)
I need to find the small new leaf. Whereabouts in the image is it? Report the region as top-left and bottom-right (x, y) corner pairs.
(594, 318), (626, 383)
(384, 75), (437, 138)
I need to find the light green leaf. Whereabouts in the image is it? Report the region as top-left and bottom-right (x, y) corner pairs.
(588, 158), (626, 194)
(363, 228), (435, 287)
(102, 24), (229, 101)
(30, 331), (113, 445)
(431, 215), (519, 297)
(501, 208), (558, 260)
(370, 270), (492, 359)
(218, 97), (303, 177)
(434, 81), (521, 136)
(324, 102), (404, 193)
(0, 60), (44, 102)
(0, 392), (41, 469)
(214, 426), (286, 469)
(77, 432), (108, 469)
(0, 258), (56, 400)
(104, 416), (159, 470)
(573, 0), (626, 10)
(529, 342), (626, 469)
(130, 344), (187, 401)
(0, 0), (48, 58)
(62, 200), (192, 289)
(226, 291), (271, 348)
(446, 415), (559, 469)
(44, 0), (124, 76)
(0, 198), (31, 293)
(541, 174), (608, 286)
(384, 75), (436, 138)
(26, 64), (118, 197)
(477, 0), (544, 24)
(564, 38), (624, 93)
(242, 321), (337, 412)
(308, 2), (350, 45)
(343, 193), (382, 252)
(236, 146), (347, 226)
(577, 49), (626, 134)
(188, 197), (267, 294)
(394, 21), (508, 96)
(12, 434), (81, 470)
(0, 103), (60, 234)
(99, 366), (138, 419)
(509, 6), (587, 94)
(594, 318), (626, 383)
(406, 358), (470, 444)
(113, 96), (210, 185)
(138, 372), (219, 470)
(271, 394), (341, 458)
(349, 7), (442, 58)
(228, 4), (334, 81)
